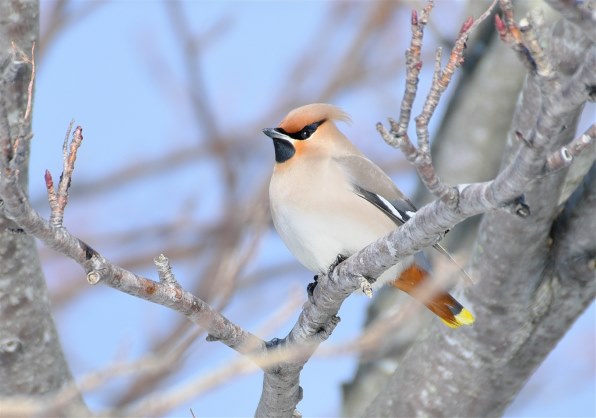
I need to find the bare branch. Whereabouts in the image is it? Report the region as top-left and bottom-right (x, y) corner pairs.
(392, 2), (434, 139)
(0, 125), (265, 360)
(257, 1), (594, 415)
(365, 1), (596, 415)
(518, 13), (553, 78)
(119, 292), (304, 417)
(4, 42), (36, 174)
(380, 0), (498, 207)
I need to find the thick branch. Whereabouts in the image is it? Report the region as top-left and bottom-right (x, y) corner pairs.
(545, 0), (596, 43)
(0, 1), (88, 415)
(364, 13), (595, 418)
(256, 28), (595, 418)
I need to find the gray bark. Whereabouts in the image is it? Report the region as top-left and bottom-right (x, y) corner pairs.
(0, 1), (88, 415)
(342, 2), (530, 414)
(364, 16), (595, 417)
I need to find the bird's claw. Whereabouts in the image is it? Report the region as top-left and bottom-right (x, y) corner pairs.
(327, 254), (347, 276)
(307, 275), (319, 303)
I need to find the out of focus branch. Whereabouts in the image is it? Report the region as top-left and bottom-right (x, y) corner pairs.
(544, 0), (596, 43)
(544, 124), (596, 173)
(39, 0), (105, 60)
(0, 122), (266, 359)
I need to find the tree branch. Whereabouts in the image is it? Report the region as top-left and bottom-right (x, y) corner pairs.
(0, 125), (265, 359)
(364, 3), (596, 416)
(544, 124), (596, 173)
(256, 1), (591, 416)
(379, 0), (498, 207)
(0, 1), (89, 415)
(1, 1), (593, 417)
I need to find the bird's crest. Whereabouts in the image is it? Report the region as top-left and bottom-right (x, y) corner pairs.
(278, 103), (351, 133)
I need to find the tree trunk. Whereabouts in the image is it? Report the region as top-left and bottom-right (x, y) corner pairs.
(342, 1), (530, 415)
(363, 16), (595, 417)
(0, 1), (87, 414)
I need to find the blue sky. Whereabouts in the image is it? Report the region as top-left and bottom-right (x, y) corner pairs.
(32, 1), (595, 417)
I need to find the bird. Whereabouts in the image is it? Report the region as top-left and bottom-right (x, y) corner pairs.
(263, 103), (474, 328)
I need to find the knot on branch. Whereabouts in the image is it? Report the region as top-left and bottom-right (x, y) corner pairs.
(515, 130), (534, 148)
(86, 271), (102, 285)
(544, 125), (595, 174)
(154, 253), (182, 290)
(504, 194), (531, 218)
(0, 337), (23, 355)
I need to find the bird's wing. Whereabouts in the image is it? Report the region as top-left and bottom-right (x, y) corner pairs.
(334, 154), (417, 226)
(335, 154), (474, 284)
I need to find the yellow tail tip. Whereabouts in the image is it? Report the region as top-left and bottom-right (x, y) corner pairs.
(441, 308), (475, 328)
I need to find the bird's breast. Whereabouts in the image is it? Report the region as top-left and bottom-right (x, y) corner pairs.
(270, 158), (398, 274)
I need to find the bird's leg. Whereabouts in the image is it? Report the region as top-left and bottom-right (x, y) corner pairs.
(327, 254), (374, 297)
(327, 254), (348, 276)
(307, 255), (347, 303)
(307, 275), (319, 303)
(265, 337), (284, 349)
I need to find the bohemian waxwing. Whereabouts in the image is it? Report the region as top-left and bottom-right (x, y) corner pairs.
(263, 103), (474, 328)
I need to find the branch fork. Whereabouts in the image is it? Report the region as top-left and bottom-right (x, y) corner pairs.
(379, 0), (498, 210)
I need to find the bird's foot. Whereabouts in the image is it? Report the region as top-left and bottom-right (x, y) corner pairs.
(327, 254), (348, 276)
(307, 275), (319, 303)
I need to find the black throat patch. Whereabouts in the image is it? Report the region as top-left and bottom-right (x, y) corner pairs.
(273, 138), (296, 163)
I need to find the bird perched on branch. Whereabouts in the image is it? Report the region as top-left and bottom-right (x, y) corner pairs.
(263, 103), (474, 328)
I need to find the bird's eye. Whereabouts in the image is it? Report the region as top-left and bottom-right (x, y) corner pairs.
(286, 120), (325, 140)
(298, 122), (322, 140)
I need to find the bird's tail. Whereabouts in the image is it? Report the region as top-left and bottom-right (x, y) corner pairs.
(391, 264), (475, 328)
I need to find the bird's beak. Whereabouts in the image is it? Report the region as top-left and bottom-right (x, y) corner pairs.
(262, 128), (290, 141)
(263, 127), (296, 163)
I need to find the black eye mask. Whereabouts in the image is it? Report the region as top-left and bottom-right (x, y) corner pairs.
(277, 119), (325, 140)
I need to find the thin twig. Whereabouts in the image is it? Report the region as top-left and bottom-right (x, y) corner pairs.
(0, 1), (593, 417)
(380, 0), (498, 207)
(496, 0), (537, 72)
(392, 1), (435, 140)
(154, 253), (181, 288)
(50, 121), (82, 227)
